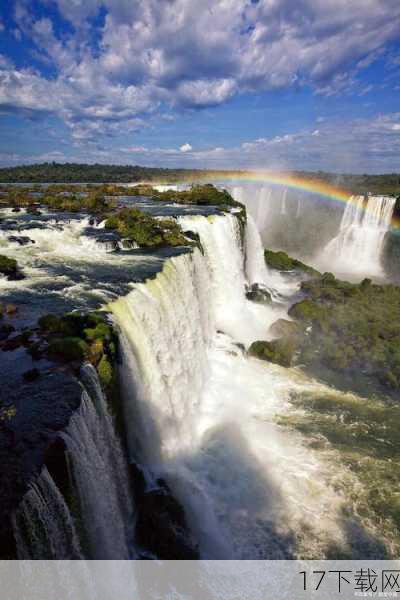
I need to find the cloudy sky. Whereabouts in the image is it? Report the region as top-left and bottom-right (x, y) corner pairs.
(0, 0), (399, 172)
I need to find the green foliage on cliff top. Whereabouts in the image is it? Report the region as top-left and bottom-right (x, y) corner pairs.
(264, 248), (320, 276)
(152, 184), (236, 206)
(38, 311), (118, 392)
(288, 273), (400, 390)
(104, 207), (190, 248)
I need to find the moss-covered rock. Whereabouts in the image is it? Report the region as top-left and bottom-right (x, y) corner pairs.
(47, 337), (89, 362)
(288, 298), (323, 322)
(264, 249), (320, 276)
(98, 355), (113, 388)
(286, 268), (400, 391)
(104, 207), (190, 248)
(37, 310), (119, 395)
(269, 318), (300, 339)
(0, 255), (23, 280)
(249, 338), (296, 367)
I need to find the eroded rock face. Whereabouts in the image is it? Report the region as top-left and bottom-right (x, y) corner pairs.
(0, 368), (82, 558)
(269, 318), (300, 339)
(131, 463), (199, 559)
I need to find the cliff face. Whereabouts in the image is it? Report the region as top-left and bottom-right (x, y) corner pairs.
(0, 361), (82, 558)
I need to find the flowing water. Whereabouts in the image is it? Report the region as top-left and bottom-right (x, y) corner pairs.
(231, 185), (396, 281)
(110, 211), (391, 559)
(317, 195), (396, 278)
(12, 467), (83, 559)
(6, 195), (396, 559)
(61, 365), (134, 559)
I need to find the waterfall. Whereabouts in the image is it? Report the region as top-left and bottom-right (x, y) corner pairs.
(13, 365), (134, 559)
(13, 467), (83, 559)
(111, 249), (213, 462)
(280, 188), (288, 215)
(319, 195), (396, 278)
(61, 364), (134, 559)
(231, 185), (272, 232)
(245, 213), (301, 301)
(110, 212), (353, 559)
(178, 214), (283, 344)
(245, 215), (271, 286)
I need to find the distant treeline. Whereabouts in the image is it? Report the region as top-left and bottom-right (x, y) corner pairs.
(0, 162), (399, 195)
(296, 171), (400, 196)
(0, 162), (202, 183)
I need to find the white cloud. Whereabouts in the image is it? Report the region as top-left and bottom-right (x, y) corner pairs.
(114, 112), (400, 173)
(180, 143), (192, 152)
(1, 0), (400, 148)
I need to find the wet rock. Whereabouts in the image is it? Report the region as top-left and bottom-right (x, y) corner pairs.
(23, 368), (40, 382)
(246, 283), (272, 304)
(0, 324), (15, 341)
(7, 235), (35, 246)
(0, 371), (82, 558)
(1, 334), (24, 352)
(249, 338), (296, 367)
(131, 464), (199, 559)
(269, 318), (300, 339)
(26, 206), (41, 215)
(5, 304), (18, 316)
(11, 207), (21, 213)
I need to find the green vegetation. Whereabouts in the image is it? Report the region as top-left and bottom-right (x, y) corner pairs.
(287, 272), (400, 390)
(279, 391), (400, 555)
(0, 255), (18, 279)
(104, 207), (190, 248)
(264, 248), (320, 276)
(0, 163), (399, 197)
(0, 163), (202, 184)
(38, 311), (118, 392)
(153, 184), (235, 206)
(249, 338), (296, 367)
(47, 337), (89, 362)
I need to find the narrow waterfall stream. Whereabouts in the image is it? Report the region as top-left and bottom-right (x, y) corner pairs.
(12, 466), (83, 559)
(61, 365), (134, 559)
(110, 211), (388, 559)
(12, 365), (134, 559)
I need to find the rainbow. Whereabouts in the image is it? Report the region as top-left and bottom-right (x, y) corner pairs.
(188, 170), (399, 229)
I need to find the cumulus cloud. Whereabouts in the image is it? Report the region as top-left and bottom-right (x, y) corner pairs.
(180, 143), (192, 152)
(1, 0), (400, 155)
(3, 111), (399, 172)
(115, 112), (400, 173)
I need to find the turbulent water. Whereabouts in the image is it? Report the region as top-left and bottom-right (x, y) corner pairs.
(6, 196), (395, 559)
(110, 210), (389, 559)
(317, 195), (396, 278)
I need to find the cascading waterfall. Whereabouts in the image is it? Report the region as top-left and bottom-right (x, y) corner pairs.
(13, 364), (134, 559)
(318, 195), (396, 278)
(110, 211), (367, 559)
(61, 364), (134, 559)
(244, 215), (297, 302)
(12, 466), (83, 559)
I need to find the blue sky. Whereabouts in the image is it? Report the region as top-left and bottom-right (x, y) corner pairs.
(0, 0), (400, 172)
